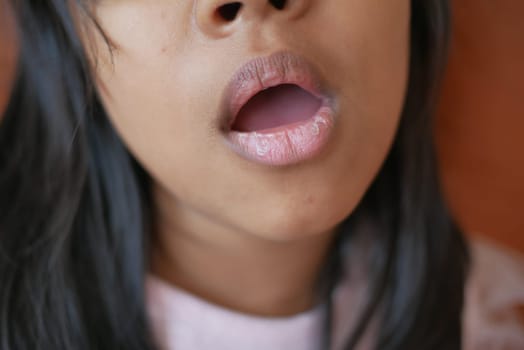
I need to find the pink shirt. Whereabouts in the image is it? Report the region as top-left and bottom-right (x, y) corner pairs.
(147, 239), (524, 350)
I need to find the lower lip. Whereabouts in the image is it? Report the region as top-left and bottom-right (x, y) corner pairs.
(225, 103), (336, 166)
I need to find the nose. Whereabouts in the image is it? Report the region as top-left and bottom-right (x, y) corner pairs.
(195, 0), (309, 38)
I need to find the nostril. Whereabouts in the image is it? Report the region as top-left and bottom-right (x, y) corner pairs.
(269, 0), (287, 10)
(216, 2), (243, 22)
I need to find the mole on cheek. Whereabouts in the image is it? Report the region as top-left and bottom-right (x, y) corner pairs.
(306, 195), (315, 205)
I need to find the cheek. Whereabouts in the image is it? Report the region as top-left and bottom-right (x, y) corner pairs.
(300, 1), (410, 205)
(90, 4), (220, 182)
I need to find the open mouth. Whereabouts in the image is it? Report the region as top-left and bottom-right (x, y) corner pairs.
(222, 51), (336, 166)
(230, 84), (322, 133)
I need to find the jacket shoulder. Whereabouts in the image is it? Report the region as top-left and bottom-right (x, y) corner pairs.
(464, 238), (524, 350)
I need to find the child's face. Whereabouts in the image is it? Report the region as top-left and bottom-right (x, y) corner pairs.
(89, 1), (410, 240)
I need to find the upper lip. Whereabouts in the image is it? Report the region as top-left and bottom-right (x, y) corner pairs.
(221, 51), (332, 130)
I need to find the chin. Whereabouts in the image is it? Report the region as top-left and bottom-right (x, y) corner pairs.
(239, 195), (358, 242)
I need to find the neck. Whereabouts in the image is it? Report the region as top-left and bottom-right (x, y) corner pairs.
(149, 185), (337, 317)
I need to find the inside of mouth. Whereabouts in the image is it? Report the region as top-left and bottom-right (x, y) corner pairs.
(231, 84), (322, 133)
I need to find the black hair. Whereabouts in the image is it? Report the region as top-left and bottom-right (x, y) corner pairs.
(0, 1), (469, 349)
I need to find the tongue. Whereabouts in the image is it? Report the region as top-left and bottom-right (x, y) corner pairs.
(232, 84), (321, 133)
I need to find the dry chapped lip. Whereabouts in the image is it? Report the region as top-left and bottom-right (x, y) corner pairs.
(222, 51), (337, 166)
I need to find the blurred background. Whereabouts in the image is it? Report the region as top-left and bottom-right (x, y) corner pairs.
(1, 0), (523, 253)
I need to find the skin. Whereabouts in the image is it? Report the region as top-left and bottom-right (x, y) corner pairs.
(86, 0), (410, 316)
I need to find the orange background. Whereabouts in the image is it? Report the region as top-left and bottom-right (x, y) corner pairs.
(1, 1), (523, 253)
(435, 0), (524, 253)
